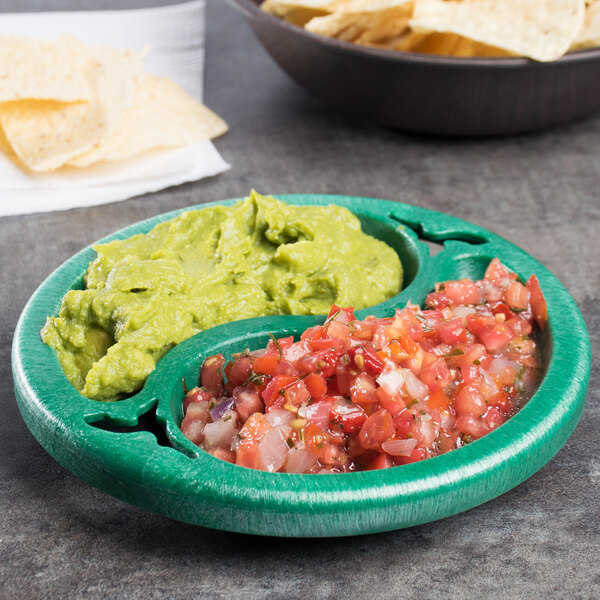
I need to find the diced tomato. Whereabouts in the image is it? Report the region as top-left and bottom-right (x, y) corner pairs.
(444, 279), (480, 305)
(308, 337), (346, 354)
(253, 353), (279, 376)
(487, 389), (510, 414)
(326, 319), (351, 344)
(351, 319), (374, 340)
(367, 453), (393, 470)
(485, 258), (516, 286)
(327, 305), (355, 323)
(233, 388), (264, 422)
(456, 414), (489, 439)
(236, 413), (271, 469)
(491, 302), (512, 320)
(208, 447), (236, 463)
(526, 274), (548, 330)
(303, 421), (329, 451)
(300, 325), (325, 342)
(399, 334), (420, 355)
(300, 397), (334, 429)
(349, 372), (378, 408)
(266, 335), (293, 354)
(505, 281), (530, 311)
(427, 389), (451, 411)
(319, 442), (347, 467)
(506, 316), (532, 337)
(297, 348), (339, 377)
(393, 410), (414, 437)
(466, 313), (496, 337)
(445, 343), (488, 369)
(304, 372), (327, 399)
(334, 360), (354, 396)
(420, 357), (453, 393)
(461, 365), (480, 384)
(273, 360), (300, 377)
(226, 356), (253, 387)
(386, 339), (409, 363)
(478, 322), (514, 352)
(375, 386), (406, 416)
(359, 409), (396, 451)
(201, 353), (225, 396)
(283, 379), (311, 407)
(282, 340), (311, 363)
(454, 384), (487, 417)
(483, 407), (506, 430)
(262, 375), (299, 409)
(436, 318), (469, 345)
(426, 291), (451, 310)
(183, 387), (212, 412)
(329, 398), (367, 434)
(393, 447), (428, 465)
(348, 345), (385, 377)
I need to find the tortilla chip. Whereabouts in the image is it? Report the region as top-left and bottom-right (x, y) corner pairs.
(571, 0), (600, 50)
(0, 35), (92, 103)
(68, 75), (228, 168)
(0, 40), (144, 172)
(378, 30), (512, 57)
(305, 0), (413, 44)
(261, 0), (335, 26)
(410, 0), (586, 62)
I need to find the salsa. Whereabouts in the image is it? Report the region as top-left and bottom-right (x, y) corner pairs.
(180, 259), (547, 473)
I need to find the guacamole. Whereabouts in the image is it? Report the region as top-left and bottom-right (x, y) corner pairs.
(42, 191), (402, 401)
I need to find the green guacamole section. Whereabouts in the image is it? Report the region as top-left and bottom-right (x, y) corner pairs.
(41, 191), (402, 401)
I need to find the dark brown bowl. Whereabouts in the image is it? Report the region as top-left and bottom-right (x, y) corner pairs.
(229, 0), (600, 136)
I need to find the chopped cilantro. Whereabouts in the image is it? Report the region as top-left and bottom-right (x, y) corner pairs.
(324, 309), (342, 325)
(444, 348), (465, 358)
(268, 332), (283, 358)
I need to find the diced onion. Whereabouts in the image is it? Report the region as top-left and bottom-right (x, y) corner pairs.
(210, 398), (234, 422)
(376, 368), (405, 395)
(266, 408), (295, 427)
(285, 445), (318, 473)
(257, 427), (289, 472)
(403, 369), (429, 401)
(381, 438), (418, 456)
(441, 413), (456, 430)
(451, 305), (477, 325)
(479, 367), (500, 398)
(431, 344), (452, 357)
(203, 416), (236, 450)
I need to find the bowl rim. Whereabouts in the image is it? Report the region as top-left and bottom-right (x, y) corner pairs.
(12, 193), (592, 537)
(229, 0), (600, 68)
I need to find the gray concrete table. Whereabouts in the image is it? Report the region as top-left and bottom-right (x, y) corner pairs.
(1, 1), (598, 598)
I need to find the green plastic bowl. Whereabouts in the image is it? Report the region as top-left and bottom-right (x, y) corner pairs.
(12, 195), (591, 537)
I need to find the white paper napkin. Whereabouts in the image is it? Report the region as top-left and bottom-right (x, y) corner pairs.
(0, 0), (230, 217)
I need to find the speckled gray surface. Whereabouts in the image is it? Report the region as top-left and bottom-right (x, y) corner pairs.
(1, 1), (599, 598)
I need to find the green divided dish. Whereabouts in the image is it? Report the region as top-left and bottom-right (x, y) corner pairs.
(12, 195), (591, 537)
